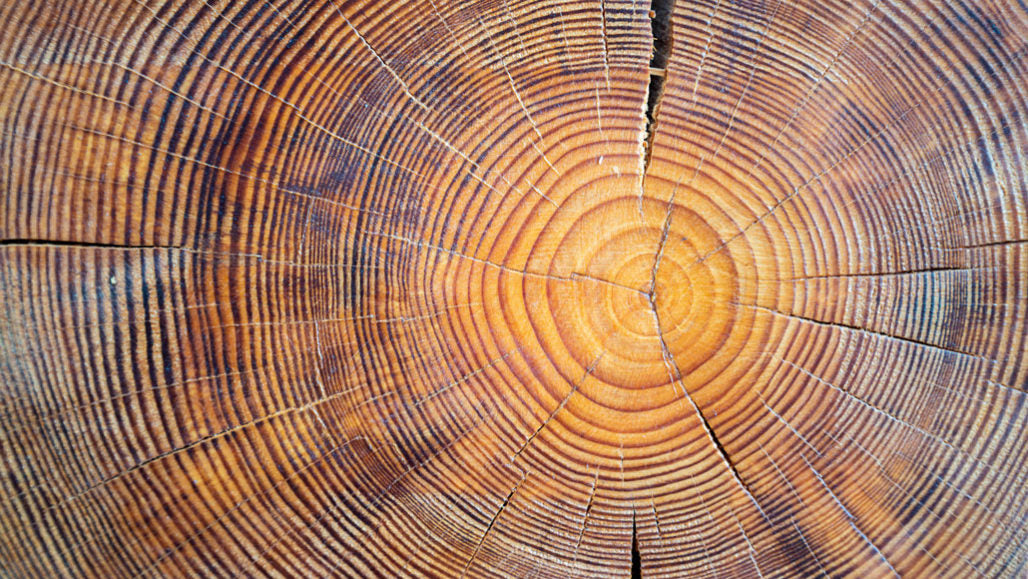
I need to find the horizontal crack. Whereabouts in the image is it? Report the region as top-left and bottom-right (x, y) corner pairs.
(366, 230), (649, 296)
(952, 238), (1028, 250)
(743, 303), (991, 361)
(787, 265), (997, 281)
(0, 238), (184, 250)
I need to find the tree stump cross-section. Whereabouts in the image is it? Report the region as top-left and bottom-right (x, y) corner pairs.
(1, 0), (1027, 577)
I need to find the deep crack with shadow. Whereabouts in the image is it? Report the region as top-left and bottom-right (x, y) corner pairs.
(0, 239), (184, 250)
(643, 0), (676, 171)
(640, 0), (769, 536)
(631, 511), (642, 578)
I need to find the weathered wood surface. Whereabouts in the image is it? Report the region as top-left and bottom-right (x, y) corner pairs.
(1, 0), (1027, 576)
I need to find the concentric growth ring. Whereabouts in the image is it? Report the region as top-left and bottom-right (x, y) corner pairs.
(1, 0), (1027, 577)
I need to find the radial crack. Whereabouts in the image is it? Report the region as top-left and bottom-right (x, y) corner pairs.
(746, 303), (989, 361)
(641, 0), (676, 173)
(462, 472), (528, 577)
(788, 265), (995, 281)
(512, 356), (601, 461)
(572, 469), (600, 562)
(0, 238), (184, 250)
(631, 510), (642, 578)
(647, 241), (768, 524)
(365, 229), (648, 296)
(600, 0), (611, 91)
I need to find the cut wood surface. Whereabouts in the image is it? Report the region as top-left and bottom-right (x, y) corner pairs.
(1, 0), (1027, 577)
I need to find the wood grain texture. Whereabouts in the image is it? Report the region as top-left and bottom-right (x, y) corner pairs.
(1, 0), (1027, 576)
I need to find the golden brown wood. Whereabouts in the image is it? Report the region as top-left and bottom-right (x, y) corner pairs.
(1, 0), (1027, 576)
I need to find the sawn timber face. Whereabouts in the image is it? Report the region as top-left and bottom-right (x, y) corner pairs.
(1, 0), (1027, 577)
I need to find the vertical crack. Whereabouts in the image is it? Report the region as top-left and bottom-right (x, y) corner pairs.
(631, 510), (642, 578)
(600, 0), (612, 91)
(651, 292), (771, 524)
(642, 0), (676, 172)
(645, 195), (769, 528)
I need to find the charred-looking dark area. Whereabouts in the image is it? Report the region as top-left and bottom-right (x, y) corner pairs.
(644, 0), (675, 168)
